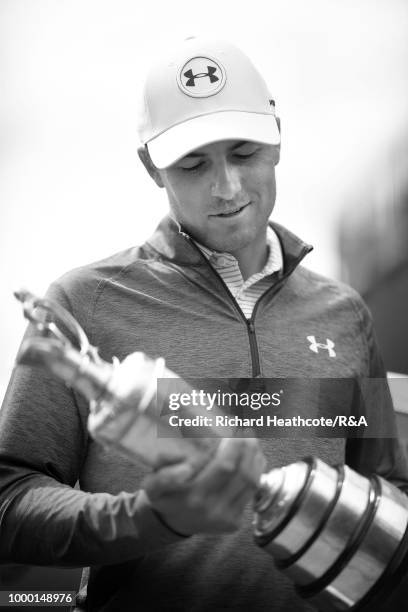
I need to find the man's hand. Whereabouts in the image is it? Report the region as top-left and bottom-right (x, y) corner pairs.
(143, 437), (265, 536)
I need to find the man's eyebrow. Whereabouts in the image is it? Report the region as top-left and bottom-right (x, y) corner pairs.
(230, 140), (250, 150)
(180, 141), (257, 161)
(181, 151), (206, 159)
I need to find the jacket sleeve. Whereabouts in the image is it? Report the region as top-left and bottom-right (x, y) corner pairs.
(0, 283), (184, 567)
(345, 296), (408, 495)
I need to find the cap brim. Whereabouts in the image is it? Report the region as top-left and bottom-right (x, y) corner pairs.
(146, 111), (280, 169)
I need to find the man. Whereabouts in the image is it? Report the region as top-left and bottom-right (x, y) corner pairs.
(0, 37), (407, 611)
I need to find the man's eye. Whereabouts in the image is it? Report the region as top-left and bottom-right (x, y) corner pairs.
(179, 161), (205, 172)
(235, 152), (254, 158)
(234, 148), (258, 159)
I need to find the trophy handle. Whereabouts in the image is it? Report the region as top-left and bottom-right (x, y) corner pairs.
(14, 288), (102, 364)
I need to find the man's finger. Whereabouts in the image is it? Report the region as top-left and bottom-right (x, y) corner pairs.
(235, 438), (266, 487)
(143, 462), (195, 498)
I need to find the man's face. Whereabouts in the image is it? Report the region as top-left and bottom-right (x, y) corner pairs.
(156, 140), (279, 253)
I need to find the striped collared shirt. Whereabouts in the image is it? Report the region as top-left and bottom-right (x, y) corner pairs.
(194, 226), (283, 319)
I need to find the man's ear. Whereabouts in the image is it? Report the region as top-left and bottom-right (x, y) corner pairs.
(137, 146), (164, 188)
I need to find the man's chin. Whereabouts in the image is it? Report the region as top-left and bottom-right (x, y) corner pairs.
(201, 228), (256, 254)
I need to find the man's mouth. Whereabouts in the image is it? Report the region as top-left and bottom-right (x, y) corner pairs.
(212, 203), (250, 218)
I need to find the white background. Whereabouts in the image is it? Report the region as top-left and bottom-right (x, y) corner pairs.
(1, 0), (408, 401)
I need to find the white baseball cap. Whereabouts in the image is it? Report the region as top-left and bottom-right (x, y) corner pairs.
(138, 37), (280, 169)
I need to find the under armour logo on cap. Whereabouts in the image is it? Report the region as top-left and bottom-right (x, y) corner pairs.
(307, 336), (336, 358)
(184, 65), (219, 87)
(177, 56), (226, 98)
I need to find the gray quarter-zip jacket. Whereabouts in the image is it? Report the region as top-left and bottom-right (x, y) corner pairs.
(0, 215), (407, 611)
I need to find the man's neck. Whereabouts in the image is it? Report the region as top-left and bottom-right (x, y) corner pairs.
(229, 239), (269, 281)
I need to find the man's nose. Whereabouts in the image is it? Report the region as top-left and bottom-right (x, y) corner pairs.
(211, 162), (242, 200)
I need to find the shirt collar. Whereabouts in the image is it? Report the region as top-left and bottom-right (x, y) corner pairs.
(193, 225), (284, 276)
(145, 215), (313, 276)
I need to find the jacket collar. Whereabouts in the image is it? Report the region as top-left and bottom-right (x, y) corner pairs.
(145, 214), (313, 274)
